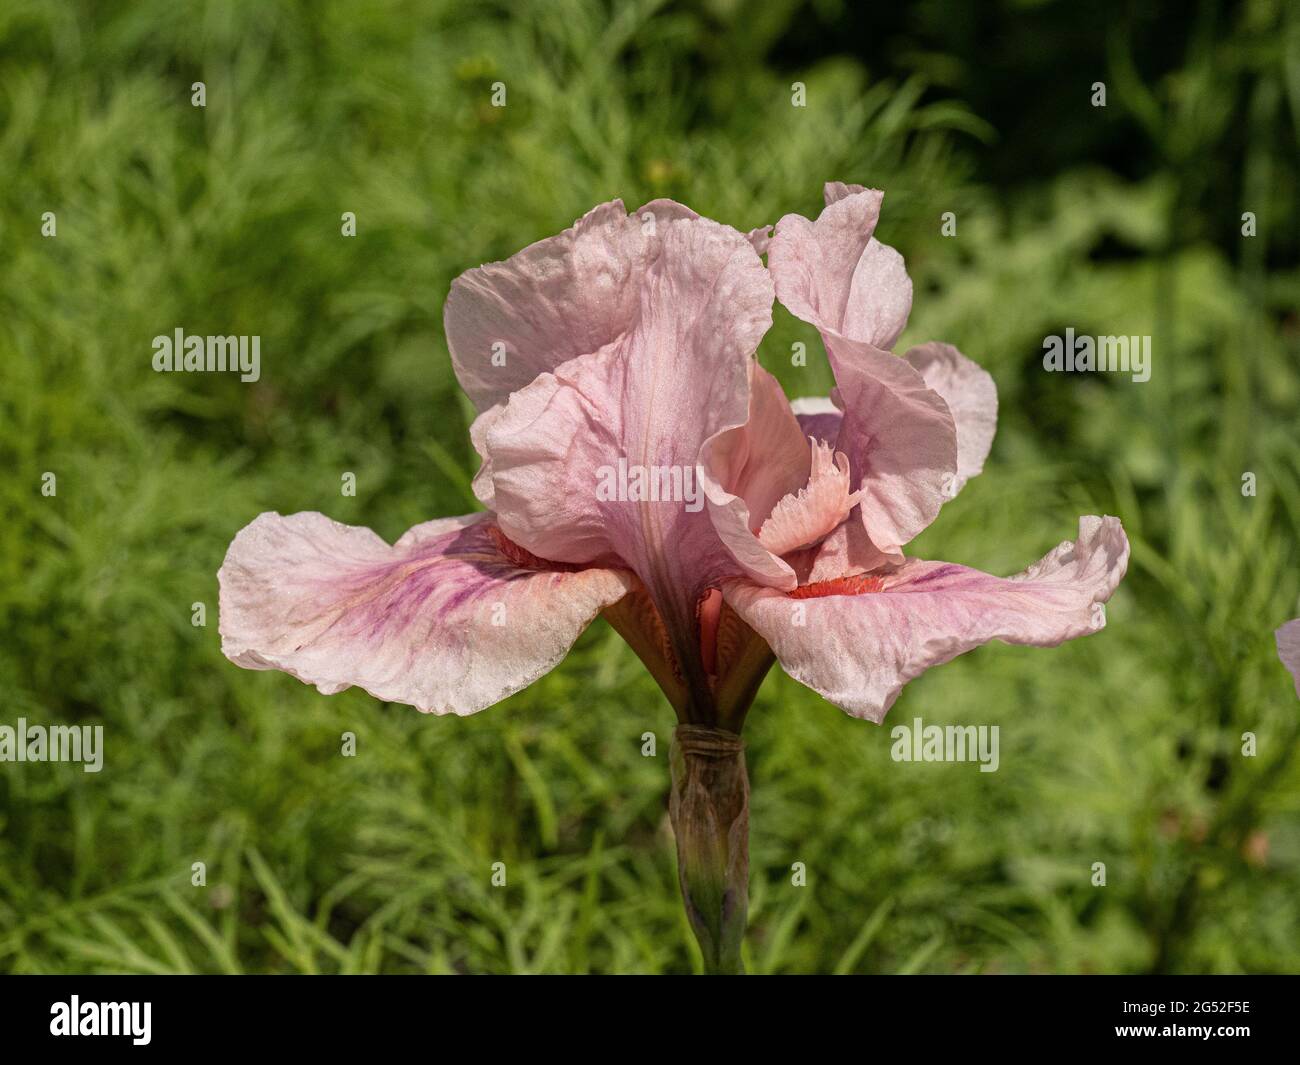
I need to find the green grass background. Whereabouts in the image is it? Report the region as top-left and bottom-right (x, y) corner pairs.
(1, 0), (1297, 973)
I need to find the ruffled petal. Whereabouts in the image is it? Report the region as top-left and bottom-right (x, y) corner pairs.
(634, 197), (699, 226)
(769, 183), (911, 350)
(746, 225), (772, 256)
(481, 216), (775, 660)
(1277, 619), (1300, 698)
(702, 364), (808, 589)
(904, 342), (998, 496)
(831, 339), (958, 558)
(724, 516), (1129, 722)
(445, 200), (650, 412)
(636, 197), (772, 257)
(468, 403), (505, 507)
(218, 511), (632, 715)
(769, 183), (958, 555)
(757, 440), (863, 555)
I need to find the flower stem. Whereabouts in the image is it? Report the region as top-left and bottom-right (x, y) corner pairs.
(669, 723), (750, 974)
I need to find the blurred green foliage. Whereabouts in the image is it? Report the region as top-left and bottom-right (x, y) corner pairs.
(0, 0), (1297, 973)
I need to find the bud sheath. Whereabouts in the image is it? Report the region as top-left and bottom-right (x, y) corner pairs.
(669, 723), (750, 974)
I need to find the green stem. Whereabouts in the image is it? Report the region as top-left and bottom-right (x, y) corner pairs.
(669, 724), (750, 974)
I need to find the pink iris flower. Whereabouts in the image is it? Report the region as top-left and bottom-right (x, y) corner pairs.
(218, 182), (1130, 972)
(219, 182), (1128, 724)
(1278, 620), (1300, 698)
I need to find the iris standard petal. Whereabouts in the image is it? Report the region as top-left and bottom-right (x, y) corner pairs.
(769, 182), (912, 351)
(830, 339), (958, 559)
(769, 184), (958, 557)
(903, 341), (998, 496)
(445, 200), (651, 412)
(480, 216), (774, 667)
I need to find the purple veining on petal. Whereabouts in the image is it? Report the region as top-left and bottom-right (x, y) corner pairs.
(218, 511), (632, 715)
(890, 564), (963, 588)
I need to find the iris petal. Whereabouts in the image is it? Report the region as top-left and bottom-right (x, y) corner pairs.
(218, 511), (631, 715)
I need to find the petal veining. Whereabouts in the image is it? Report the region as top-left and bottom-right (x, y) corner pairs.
(219, 511), (632, 715)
